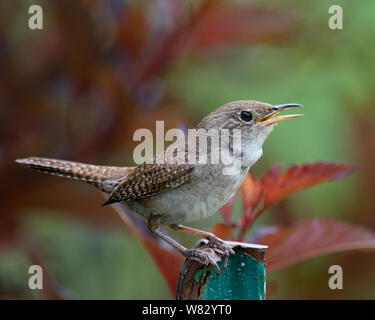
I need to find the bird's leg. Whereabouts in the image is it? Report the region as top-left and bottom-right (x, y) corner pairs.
(148, 217), (220, 271)
(170, 224), (235, 255)
(170, 224), (235, 270)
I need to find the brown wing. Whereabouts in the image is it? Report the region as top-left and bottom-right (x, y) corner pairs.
(103, 162), (193, 205)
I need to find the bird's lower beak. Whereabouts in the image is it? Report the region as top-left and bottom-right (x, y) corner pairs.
(258, 103), (304, 126)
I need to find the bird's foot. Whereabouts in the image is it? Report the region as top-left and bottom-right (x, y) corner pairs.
(206, 236), (235, 271)
(184, 248), (221, 271)
(206, 235), (235, 256)
(184, 237), (235, 273)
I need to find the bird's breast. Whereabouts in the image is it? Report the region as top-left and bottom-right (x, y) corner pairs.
(136, 164), (249, 225)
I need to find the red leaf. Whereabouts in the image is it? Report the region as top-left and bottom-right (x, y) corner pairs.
(237, 163), (355, 240)
(257, 219), (375, 272)
(219, 194), (237, 225)
(236, 172), (263, 240)
(241, 172), (262, 211)
(259, 162), (356, 210)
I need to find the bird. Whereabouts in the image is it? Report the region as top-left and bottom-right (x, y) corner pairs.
(15, 100), (303, 271)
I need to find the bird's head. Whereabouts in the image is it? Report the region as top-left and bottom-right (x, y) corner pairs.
(195, 100), (303, 169)
(197, 100), (303, 144)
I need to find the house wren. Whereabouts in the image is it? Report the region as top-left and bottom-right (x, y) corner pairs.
(16, 100), (303, 270)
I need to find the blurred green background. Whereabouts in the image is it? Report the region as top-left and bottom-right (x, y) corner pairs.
(1, 0), (375, 299)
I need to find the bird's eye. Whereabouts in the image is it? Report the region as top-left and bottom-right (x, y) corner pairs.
(239, 111), (253, 122)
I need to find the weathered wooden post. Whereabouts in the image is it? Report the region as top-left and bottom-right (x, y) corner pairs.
(176, 240), (267, 300)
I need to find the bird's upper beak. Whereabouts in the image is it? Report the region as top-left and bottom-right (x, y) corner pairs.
(257, 103), (304, 126)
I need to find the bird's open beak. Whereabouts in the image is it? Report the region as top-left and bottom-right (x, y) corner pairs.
(258, 103), (304, 126)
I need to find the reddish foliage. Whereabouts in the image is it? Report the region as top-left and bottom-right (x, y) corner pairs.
(219, 191), (238, 225)
(259, 162), (356, 210)
(257, 219), (375, 272)
(241, 172), (262, 211)
(237, 162), (356, 240)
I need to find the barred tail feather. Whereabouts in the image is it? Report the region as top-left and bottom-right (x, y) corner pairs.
(15, 157), (133, 193)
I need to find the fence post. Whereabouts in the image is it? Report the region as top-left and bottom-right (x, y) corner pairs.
(176, 240), (267, 300)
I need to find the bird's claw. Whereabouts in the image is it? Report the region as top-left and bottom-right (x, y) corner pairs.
(184, 237), (235, 273)
(207, 236), (235, 256)
(206, 236), (235, 272)
(184, 248), (220, 271)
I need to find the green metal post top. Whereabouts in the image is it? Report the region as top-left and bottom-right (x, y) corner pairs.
(176, 241), (267, 300)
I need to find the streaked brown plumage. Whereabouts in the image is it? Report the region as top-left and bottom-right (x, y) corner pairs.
(103, 163), (193, 205)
